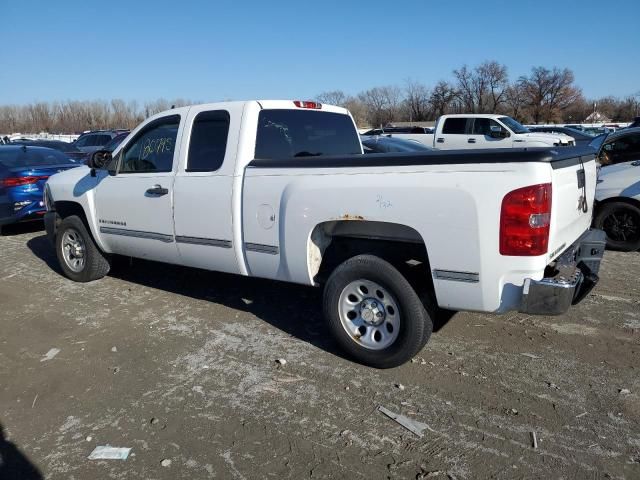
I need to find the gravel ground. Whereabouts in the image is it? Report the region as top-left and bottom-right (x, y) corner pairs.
(0, 223), (639, 479)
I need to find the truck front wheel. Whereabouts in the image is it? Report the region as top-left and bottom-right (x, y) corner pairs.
(56, 215), (111, 282)
(323, 254), (433, 368)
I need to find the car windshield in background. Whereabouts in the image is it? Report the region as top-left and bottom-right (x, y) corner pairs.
(361, 136), (432, 153)
(255, 110), (362, 159)
(103, 133), (129, 152)
(46, 141), (81, 153)
(588, 134), (608, 151)
(0, 147), (74, 168)
(499, 116), (530, 134)
(27, 141), (81, 153)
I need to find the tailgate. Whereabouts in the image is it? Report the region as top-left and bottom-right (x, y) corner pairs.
(547, 155), (597, 261)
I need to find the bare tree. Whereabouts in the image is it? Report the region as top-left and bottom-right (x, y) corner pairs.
(429, 81), (457, 117)
(343, 97), (368, 126)
(358, 86), (402, 127)
(479, 61), (508, 112)
(504, 83), (528, 121)
(315, 90), (348, 106)
(453, 65), (476, 112)
(519, 67), (582, 123)
(453, 61), (508, 113)
(404, 79), (431, 121)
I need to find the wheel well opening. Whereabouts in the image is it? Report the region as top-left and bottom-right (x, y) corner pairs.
(310, 221), (435, 303)
(595, 196), (640, 211)
(54, 201), (86, 221)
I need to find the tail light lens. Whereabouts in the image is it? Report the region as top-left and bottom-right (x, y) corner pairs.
(500, 183), (552, 256)
(1, 175), (49, 187)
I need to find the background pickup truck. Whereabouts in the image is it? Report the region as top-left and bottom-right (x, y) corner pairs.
(44, 100), (604, 368)
(373, 114), (576, 149)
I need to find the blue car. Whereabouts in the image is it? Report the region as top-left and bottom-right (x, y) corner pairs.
(0, 145), (81, 229)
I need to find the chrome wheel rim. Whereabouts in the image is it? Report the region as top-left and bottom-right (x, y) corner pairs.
(338, 279), (400, 350)
(61, 228), (86, 273)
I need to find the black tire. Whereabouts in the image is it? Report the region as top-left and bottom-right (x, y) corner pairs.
(323, 254), (433, 369)
(56, 215), (111, 282)
(594, 202), (640, 252)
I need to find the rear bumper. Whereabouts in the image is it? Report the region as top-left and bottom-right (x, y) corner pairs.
(519, 229), (606, 315)
(0, 210), (46, 226)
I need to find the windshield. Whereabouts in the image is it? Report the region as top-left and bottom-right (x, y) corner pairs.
(34, 141), (80, 153)
(498, 116), (530, 134)
(255, 109), (362, 159)
(51, 142), (81, 153)
(588, 133), (608, 151)
(0, 147), (74, 168)
(362, 137), (431, 153)
(103, 133), (128, 152)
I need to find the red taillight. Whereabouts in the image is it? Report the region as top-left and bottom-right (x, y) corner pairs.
(293, 100), (322, 109)
(1, 175), (49, 187)
(500, 183), (552, 256)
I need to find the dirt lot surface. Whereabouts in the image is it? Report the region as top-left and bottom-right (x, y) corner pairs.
(0, 223), (639, 479)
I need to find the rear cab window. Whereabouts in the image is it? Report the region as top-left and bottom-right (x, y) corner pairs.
(442, 118), (468, 134)
(254, 109), (362, 160)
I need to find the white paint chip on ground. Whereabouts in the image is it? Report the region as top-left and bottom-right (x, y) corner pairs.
(88, 446), (131, 460)
(40, 348), (60, 362)
(378, 405), (435, 438)
(520, 353), (542, 360)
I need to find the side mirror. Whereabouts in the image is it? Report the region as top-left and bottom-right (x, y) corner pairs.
(490, 126), (509, 139)
(88, 149), (112, 169)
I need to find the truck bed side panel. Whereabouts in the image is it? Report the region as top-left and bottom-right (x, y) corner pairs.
(242, 162), (554, 313)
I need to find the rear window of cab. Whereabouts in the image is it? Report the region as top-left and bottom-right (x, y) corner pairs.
(254, 110), (362, 160)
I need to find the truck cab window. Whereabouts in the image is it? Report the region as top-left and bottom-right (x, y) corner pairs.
(120, 116), (180, 173)
(254, 110), (361, 160)
(442, 118), (467, 134)
(186, 110), (230, 172)
(472, 118), (502, 136)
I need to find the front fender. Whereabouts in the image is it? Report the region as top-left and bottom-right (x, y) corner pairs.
(46, 167), (109, 253)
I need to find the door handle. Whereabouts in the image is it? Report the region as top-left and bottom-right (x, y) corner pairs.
(632, 160), (640, 167)
(146, 185), (168, 196)
(436, 137), (445, 143)
(468, 138), (476, 143)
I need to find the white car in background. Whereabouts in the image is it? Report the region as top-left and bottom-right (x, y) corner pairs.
(593, 128), (640, 251)
(432, 114), (575, 149)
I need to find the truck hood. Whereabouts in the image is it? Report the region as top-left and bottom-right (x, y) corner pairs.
(520, 132), (574, 145)
(596, 161), (640, 201)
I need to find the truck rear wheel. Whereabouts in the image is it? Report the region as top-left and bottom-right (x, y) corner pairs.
(56, 215), (111, 282)
(594, 202), (640, 252)
(323, 254), (433, 368)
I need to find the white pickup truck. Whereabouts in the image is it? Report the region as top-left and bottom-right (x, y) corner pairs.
(376, 114), (576, 149)
(44, 100), (604, 368)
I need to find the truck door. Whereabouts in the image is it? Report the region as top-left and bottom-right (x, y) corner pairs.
(436, 117), (470, 149)
(470, 118), (512, 148)
(172, 104), (242, 274)
(94, 114), (182, 262)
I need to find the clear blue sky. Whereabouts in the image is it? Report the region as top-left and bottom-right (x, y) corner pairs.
(1, 0), (638, 105)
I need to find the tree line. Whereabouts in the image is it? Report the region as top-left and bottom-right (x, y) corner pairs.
(317, 61), (640, 127)
(0, 98), (195, 135)
(1, 60), (639, 133)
